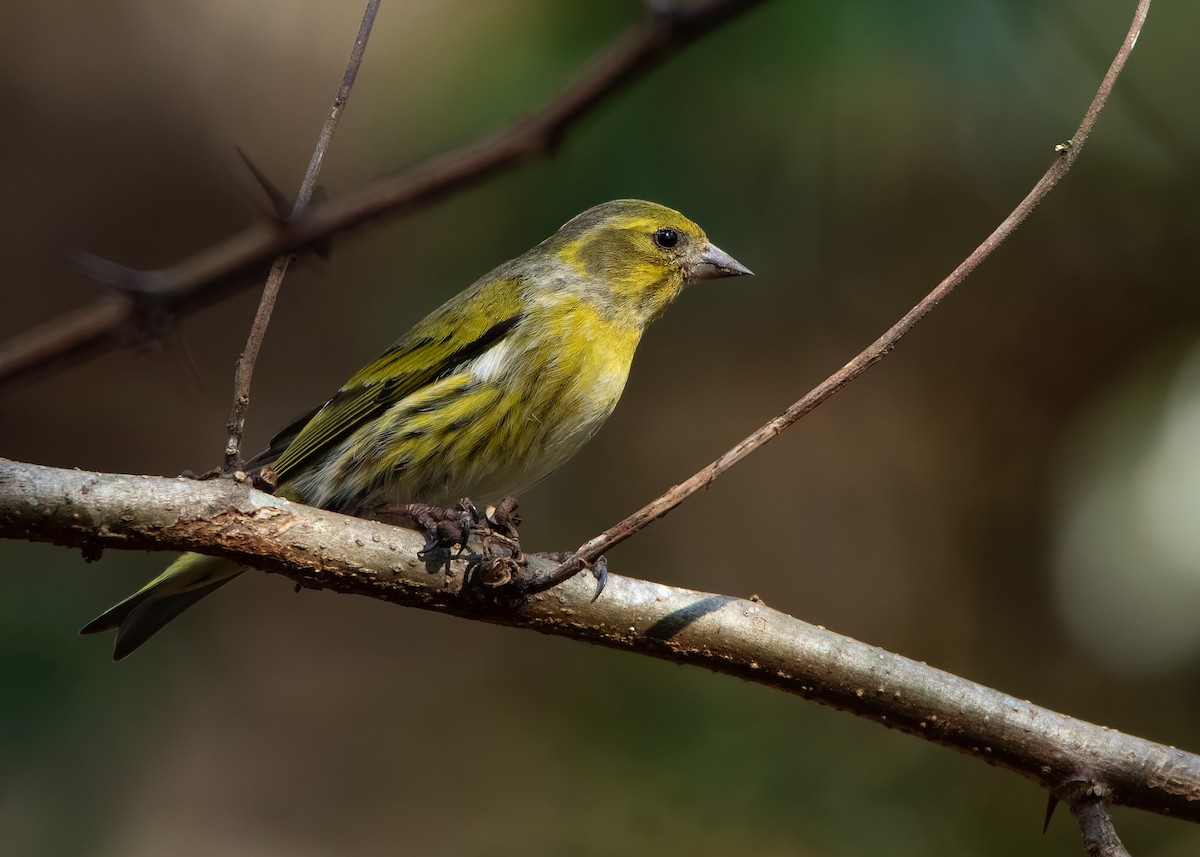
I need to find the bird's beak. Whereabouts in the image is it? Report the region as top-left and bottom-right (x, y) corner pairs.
(688, 242), (754, 281)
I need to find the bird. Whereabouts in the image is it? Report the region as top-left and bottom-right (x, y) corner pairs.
(81, 199), (752, 659)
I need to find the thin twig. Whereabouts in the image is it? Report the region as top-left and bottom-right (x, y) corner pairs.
(224, 0), (381, 472)
(531, 0), (1154, 592)
(3, 456), (1199, 826)
(0, 0), (767, 391)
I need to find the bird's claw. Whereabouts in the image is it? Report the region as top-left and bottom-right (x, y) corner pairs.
(529, 551), (608, 600)
(589, 556), (609, 602)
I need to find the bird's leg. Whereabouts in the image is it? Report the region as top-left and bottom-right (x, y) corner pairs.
(375, 500), (479, 556)
(376, 496), (527, 588)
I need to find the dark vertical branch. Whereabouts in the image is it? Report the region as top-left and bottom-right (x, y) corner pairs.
(224, 0), (382, 472)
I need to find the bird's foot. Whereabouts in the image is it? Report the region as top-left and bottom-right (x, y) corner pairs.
(375, 496), (524, 561)
(461, 496), (529, 587)
(372, 498), (604, 599)
(376, 499), (478, 556)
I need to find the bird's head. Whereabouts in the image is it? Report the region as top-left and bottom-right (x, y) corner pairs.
(542, 199), (752, 328)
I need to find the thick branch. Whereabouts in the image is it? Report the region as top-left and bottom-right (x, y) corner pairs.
(3, 456), (1198, 825)
(0, 0), (767, 390)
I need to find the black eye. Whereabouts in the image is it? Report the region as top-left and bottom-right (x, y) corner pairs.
(653, 227), (680, 249)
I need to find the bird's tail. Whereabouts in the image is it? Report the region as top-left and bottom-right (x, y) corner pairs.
(80, 553), (243, 660)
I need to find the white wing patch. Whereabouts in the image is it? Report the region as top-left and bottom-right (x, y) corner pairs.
(471, 339), (513, 383)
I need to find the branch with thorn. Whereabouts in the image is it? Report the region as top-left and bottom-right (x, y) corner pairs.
(0, 1), (1171, 853)
(0, 0), (768, 390)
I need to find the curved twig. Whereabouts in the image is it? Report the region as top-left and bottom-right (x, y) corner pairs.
(532, 0), (1154, 591)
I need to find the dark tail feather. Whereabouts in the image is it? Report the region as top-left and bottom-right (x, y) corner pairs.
(116, 578), (236, 660)
(81, 584), (160, 636)
(80, 557), (240, 660)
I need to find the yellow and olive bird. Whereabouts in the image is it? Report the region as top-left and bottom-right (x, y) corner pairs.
(82, 199), (752, 659)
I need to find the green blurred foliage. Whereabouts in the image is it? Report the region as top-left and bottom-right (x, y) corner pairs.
(3, 0), (1200, 854)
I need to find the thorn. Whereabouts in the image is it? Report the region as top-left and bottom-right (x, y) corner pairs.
(235, 145), (292, 221)
(66, 251), (176, 344)
(66, 251), (161, 296)
(1043, 794), (1059, 834)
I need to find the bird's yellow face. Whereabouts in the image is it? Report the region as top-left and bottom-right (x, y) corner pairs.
(548, 199), (751, 328)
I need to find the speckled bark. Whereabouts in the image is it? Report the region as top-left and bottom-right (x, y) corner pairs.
(2, 457), (1198, 824)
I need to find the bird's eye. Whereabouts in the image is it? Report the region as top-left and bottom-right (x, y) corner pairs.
(653, 227), (680, 249)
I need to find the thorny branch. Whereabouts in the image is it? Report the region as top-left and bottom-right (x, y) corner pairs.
(0, 0), (767, 390)
(2, 457), (1199, 829)
(224, 0), (380, 472)
(0, 1), (1169, 852)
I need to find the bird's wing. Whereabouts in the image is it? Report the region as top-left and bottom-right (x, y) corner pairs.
(255, 276), (527, 483)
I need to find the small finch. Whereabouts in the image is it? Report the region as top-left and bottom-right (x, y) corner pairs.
(82, 199), (752, 659)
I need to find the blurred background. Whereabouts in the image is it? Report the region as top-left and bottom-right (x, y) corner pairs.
(3, 0), (1199, 854)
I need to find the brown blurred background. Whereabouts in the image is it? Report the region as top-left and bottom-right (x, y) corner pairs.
(3, 1), (1200, 854)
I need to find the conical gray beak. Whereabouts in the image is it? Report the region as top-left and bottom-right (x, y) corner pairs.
(689, 242), (753, 281)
